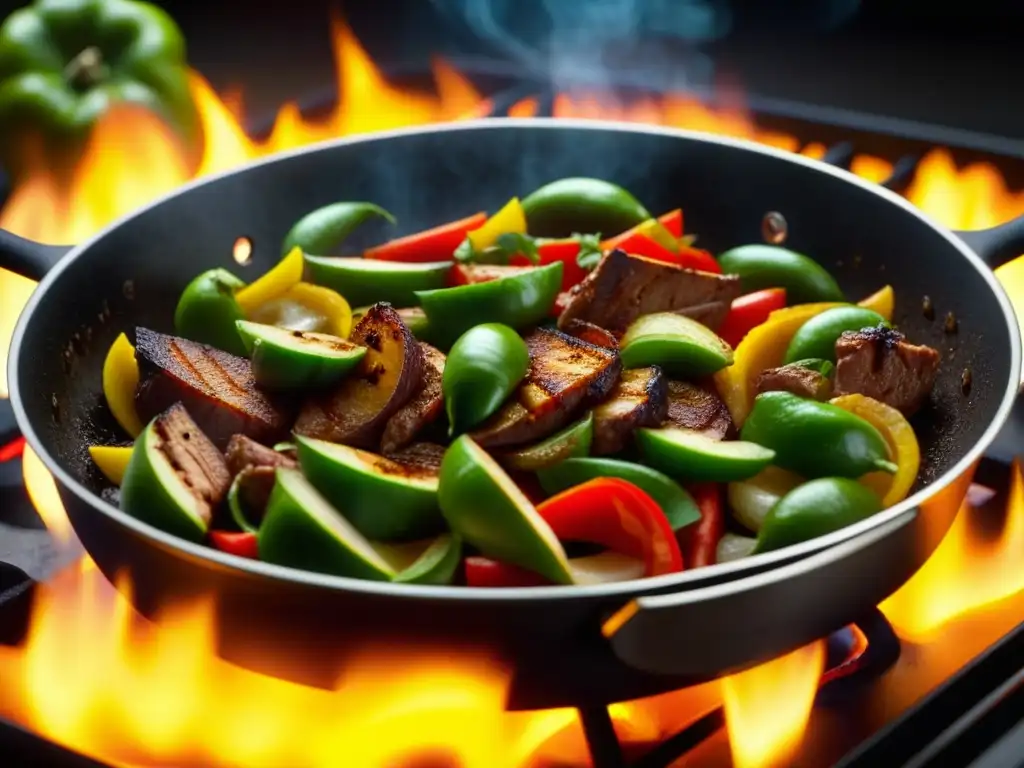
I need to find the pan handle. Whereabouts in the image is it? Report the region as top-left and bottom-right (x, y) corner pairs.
(0, 230), (72, 281)
(954, 214), (1024, 270)
(602, 511), (915, 677)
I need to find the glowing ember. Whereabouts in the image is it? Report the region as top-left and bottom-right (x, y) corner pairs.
(0, 11), (1023, 768)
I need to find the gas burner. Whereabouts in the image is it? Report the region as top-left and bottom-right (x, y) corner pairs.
(577, 610), (902, 768)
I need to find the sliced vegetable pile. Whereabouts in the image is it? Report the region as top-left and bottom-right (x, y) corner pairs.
(89, 177), (942, 587)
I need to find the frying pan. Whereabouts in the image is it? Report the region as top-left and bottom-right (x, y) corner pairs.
(1, 120), (1022, 709)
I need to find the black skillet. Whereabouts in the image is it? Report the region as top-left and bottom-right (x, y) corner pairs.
(1, 120), (1021, 709)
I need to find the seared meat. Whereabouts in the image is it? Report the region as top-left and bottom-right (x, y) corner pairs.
(134, 328), (292, 451)
(225, 434), (295, 475)
(833, 327), (941, 416)
(294, 304), (423, 448)
(592, 366), (668, 455)
(153, 404), (231, 524)
(561, 318), (620, 351)
(663, 380), (732, 439)
(557, 249), (742, 333)
(224, 434), (297, 516)
(756, 364), (833, 401)
(384, 442), (446, 475)
(380, 342), (446, 453)
(471, 328), (621, 448)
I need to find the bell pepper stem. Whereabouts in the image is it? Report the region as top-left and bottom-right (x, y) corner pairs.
(874, 459), (899, 474)
(64, 46), (108, 89)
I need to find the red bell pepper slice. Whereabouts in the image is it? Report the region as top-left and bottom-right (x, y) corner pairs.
(0, 436), (26, 462)
(448, 263), (534, 287)
(717, 288), (787, 348)
(364, 212), (487, 262)
(209, 530), (259, 559)
(679, 482), (724, 569)
(511, 239), (588, 290)
(465, 556), (551, 587)
(609, 233), (722, 274)
(675, 246), (722, 274)
(536, 478), (683, 577)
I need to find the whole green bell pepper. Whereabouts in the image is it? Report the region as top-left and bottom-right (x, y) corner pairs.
(783, 306), (888, 364)
(173, 268), (247, 356)
(740, 390), (898, 479)
(521, 177), (650, 239)
(0, 0), (198, 175)
(753, 477), (882, 553)
(443, 323), (530, 435)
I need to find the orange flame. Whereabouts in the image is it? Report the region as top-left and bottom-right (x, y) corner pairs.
(0, 13), (1023, 768)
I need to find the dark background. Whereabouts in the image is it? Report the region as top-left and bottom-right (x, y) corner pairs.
(1, 0), (1023, 138)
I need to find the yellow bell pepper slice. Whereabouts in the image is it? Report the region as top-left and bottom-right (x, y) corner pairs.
(714, 302), (841, 426)
(102, 333), (143, 437)
(467, 198), (527, 252)
(830, 393), (919, 506)
(88, 445), (134, 486)
(858, 284), (894, 320)
(234, 246), (304, 314)
(280, 282), (354, 339)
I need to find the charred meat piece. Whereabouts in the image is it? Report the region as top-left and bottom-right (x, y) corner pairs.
(224, 434), (297, 517)
(134, 328), (293, 451)
(833, 327), (941, 416)
(557, 249), (742, 333)
(471, 328), (621, 448)
(591, 366), (668, 455)
(380, 342), (446, 453)
(384, 442), (446, 474)
(154, 403), (231, 524)
(663, 380), (732, 440)
(561, 318), (620, 351)
(294, 304), (423, 448)
(756, 364), (833, 401)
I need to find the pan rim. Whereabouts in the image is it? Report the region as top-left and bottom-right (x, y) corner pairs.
(8, 117), (1022, 602)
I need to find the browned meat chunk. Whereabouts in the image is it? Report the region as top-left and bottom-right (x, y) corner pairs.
(384, 442), (445, 475)
(224, 434), (297, 517)
(663, 380), (732, 439)
(561, 318), (620, 351)
(134, 328), (292, 451)
(592, 366), (668, 455)
(294, 304), (423, 448)
(833, 327), (941, 416)
(471, 328), (621, 448)
(756, 364), (833, 401)
(557, 249), (742, 333)
(380, 342), (446, 453)
(153, 404), (231, 524)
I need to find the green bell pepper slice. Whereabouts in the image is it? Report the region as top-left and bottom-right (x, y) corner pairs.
(0, 0), (198, 174)
(416, 261), (563, 348)
(740, 390), (898, 479)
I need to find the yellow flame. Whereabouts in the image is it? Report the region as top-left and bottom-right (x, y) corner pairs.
(722, 641), (826, 768)
(881, 460), (1024, 641)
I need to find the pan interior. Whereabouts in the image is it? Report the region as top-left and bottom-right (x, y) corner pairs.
(13, 123), (1014, 541)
